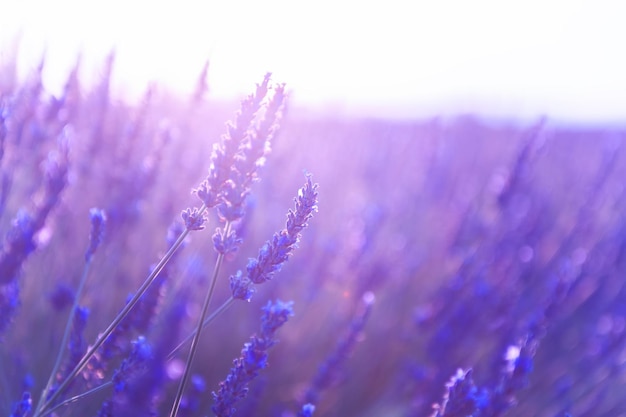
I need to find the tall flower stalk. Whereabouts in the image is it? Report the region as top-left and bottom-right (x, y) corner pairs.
(169, 74), (283, 417)
(168, 222), (231, 417)
(211, 299), (294, 417)
(168, 175), (319, 361)
(37, 74), (282, 417)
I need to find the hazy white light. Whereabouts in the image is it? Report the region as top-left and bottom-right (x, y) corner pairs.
(2, 0), (626, 121)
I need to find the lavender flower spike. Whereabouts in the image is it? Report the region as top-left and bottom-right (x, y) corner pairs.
(211, 300), (294, 417)
(181, 207), (208, 231)
(85, 208), (106, 262)
(195, 73), (272, 209)
(231, 175), (318, 300)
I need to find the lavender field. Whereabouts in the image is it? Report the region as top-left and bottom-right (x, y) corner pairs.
(1, 57), (626, 417)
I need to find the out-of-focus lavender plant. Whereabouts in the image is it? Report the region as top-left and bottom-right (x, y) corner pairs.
(35, 208), (106, 412)
(298, 403), (316, 417)
(45, 220), (184, 414)
(9, 392), (31, 417)
(178, 375), (206, 417)
(0, 134), (69, 285)
(0, 132), (69, 336)
(304, 292), (374, 409)
(0, 99), (10, 218)
(97, 290), (188, 417)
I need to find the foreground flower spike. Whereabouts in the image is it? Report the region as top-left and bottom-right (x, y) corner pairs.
(211, 300), (294, 417)
(167, 75), (284, 417)
(220, 81), (287, 223)
(195, 73), (272, 209)
(248, 174), (318, 284)
(181, 207), (207, 231)
(230, 174), (319, 300)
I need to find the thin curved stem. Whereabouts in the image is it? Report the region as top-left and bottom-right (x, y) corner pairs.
(37, 205), (203, 417)
(45, 381), (112, 415)
(46, 297), (236, 414)
(169, 221), (231, 417)
(167, 296), (235, 361)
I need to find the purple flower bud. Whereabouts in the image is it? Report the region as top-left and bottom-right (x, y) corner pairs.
(181, 207), (207, 231)
(85, 208), (106, 261)
(230, 271), (254, 302)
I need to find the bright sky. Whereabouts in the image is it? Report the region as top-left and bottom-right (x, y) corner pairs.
(1, 0), (625, 122)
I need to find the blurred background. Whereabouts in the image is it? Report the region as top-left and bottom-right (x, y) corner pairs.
(2, 2), (626, 417)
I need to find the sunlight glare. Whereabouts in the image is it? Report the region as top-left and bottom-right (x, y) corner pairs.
(2, 0), (626, 121)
